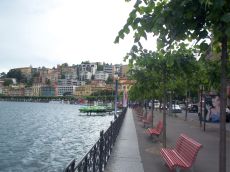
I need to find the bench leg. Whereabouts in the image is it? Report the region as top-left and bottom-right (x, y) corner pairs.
(151, 135), (157, 143)
(152, 135), (160, 142)
(190, 165), (194, 172)
(175, 167), (181, 172)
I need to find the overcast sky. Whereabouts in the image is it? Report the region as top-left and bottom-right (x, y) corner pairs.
(0, 0), (156, 73)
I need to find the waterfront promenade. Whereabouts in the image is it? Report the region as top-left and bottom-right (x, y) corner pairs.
(105, 108), (230, 172)
(104, 108), (144, 172)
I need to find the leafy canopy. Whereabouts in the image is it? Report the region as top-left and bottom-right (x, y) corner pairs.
(116, 0), (230, 55)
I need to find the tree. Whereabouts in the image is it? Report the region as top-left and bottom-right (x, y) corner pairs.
(106, 76), (113, 84)
(97, 64), (104, 71)
(61, 74), (65, 79)
(81, 61), (90, 64)
(61, 63), (68, 67)
(46, 79), (51, 85)
(126, 44), (198, 147)
(116, 1), (229, 171)
(0, 72), (6, 78)
(3, 79), (13, 86)
(6, 69), (26, 83)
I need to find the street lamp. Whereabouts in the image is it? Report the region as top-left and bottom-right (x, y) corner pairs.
(114, 75), (119, 119)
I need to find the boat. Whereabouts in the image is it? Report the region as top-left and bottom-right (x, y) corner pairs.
(79, 105), (113, 113)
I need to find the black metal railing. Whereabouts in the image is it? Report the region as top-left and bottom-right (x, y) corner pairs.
(64, 108), (127, 172)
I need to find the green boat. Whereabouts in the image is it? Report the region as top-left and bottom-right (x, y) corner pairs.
(79, 105), (113, 113)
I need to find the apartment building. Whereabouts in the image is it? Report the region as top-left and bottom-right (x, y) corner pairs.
(58, 79), (85, 86)
(77, 63), (97, 81)
(114, 64), (122, 77)
(118, 78), (135, 93)
(25, 87), (33, 96)
(7, 85), (25, 96)
(41, 86), (55, 97)
(32, 83), (43, 96)
(79, 71), (92, 81)
(103, 64), (115, 78)
(75, 84), (108, 97)
(95, 71), (109, 81)
(0, 80), (4, 94)
(57, 85), (77, 96)
(57, 65), (78, 79)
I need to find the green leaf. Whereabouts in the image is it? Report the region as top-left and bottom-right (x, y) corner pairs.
(166, 56), (174, 67)
(157, 38), (164, 50)
(114, 36), (119, 44)
(131, 45), (138, 52)
(134, 32), (140, 42)
(199, 42), (209, 52)
(124, 26), (130, 34)
(129, 10), (137, 19)
(137, 6), (145, 15)
(119, 30), (125, 39)
(221, 13), (230, 23)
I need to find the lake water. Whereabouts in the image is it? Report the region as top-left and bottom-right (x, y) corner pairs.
(0, 101), (114, 172)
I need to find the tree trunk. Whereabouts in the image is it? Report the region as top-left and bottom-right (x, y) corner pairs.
(144, 100), (147, 117)
(219, 35), (227, 172)
(200, 88), (203, 128)
(163, 70), (167, 148)
(151, 99), (154, 128)
(185, 90), (188, 121)
(169, 91), (172, 116)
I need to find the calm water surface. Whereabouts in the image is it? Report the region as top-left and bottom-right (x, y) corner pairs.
(0, 101), (113, 172)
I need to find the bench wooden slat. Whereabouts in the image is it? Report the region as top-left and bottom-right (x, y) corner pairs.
(160, 134), (202, 171)
(146, 120), (163, 136)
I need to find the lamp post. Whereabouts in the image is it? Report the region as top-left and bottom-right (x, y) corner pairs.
(114, 76), (118, 119)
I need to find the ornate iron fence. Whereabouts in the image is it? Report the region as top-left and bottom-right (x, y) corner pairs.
(64, 108), (127, 172)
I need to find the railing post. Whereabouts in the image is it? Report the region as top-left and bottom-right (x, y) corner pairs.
(114, 114), (117, 121)
(70, 160), (75, 172)
(99, 130), (104, 172)
(110, 121), (114, 146)
(93, 146), (96, 172)
(83, 156), (88, 172)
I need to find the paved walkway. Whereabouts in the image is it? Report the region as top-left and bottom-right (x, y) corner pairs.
(104, 108), (144, 172)
(105, 108), (230, 172)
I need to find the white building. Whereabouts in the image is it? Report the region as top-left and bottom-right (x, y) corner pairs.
(25, 87), (33, 96)
(32, 83), (43, 96)
(79, 71), (92, 81)
(114, 64), (121, 76)
(57, 85), (77, 96)
(79, 63), (97, 75)
(0, 80), (4, 94)
(103, 64), (114, 78)
(95, 71), (109, 81)
(58, 79), (86, 86)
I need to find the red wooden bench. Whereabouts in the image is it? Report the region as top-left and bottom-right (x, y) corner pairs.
(160, 134), (202, 172)
(142, 113), (153, 127)
(146, 120), (163, 138)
